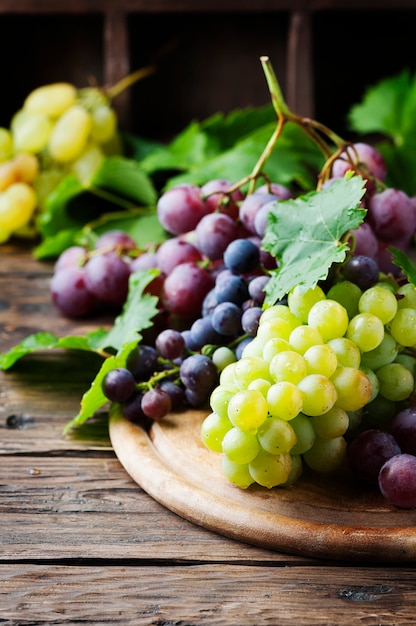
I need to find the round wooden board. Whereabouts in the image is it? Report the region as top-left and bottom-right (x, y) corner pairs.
(109, 408), (416, 562)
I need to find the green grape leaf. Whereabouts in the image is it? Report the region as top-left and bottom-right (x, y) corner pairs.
(389, 247), (416, 286)
(91, 156), (157, 206)
(262, 176), (367, 305)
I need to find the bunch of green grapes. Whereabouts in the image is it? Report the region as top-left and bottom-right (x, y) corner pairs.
(0, 82), (120, 243)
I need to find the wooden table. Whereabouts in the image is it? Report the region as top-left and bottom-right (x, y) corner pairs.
(2, 241), (416, 625)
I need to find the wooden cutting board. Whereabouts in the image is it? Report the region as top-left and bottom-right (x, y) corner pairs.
(109, 407), (416, 562)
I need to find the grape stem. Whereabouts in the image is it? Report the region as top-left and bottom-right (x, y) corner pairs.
(105, 64), (156, 100)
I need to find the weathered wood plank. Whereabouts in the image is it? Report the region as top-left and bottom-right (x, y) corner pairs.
(1, 563), (416, 625)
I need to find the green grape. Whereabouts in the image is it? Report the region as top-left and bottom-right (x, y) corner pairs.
(0, 182), (37, 241)
(303, 435), (347, 473)
(219, 362), (237, 386)
(346, 409), (363, 432)
(311, 406), (349, 439)
(396, 283), (416, 310)
(346, 312), (384, 352)
(227, 389), (269, 432)
(210, 384), (238, 419)
(283, 454), (303, 485)
(257, 416), (297, 454)
(48, 104), (92, 162)
(327, 337), (361, 368)
(221, 456), (254, 488)
(11, 109), (53, 154)
(307, 299), (349, 341)
(260, 304), (301, 329)
(288, 325), (323, 355)
(269, 350), (307, 384)
(394, 353), (416, 378)
(331, 366), (372, 411)
(70, 141), (105, 185)
(212, 346), (237, 371)
(248, 377), (271, 399)
(90, 104), (117, 143)
(359, 332), (398, 370)
(358, 284), (398, 324)
(33, 169), (65, 211)
(326, 280), (362, 319)
(241, 336), (265, 358)
(389, 308), (416, 347)
(303, 344), (338, 378)
(266, 381), (303, 421)
(23, 82), (77, 118)
(376, 362), (414, 401)
(200, 411), (233, 453)
(297, 374), (338, 416)
(234, 356), (272, 388)
(248, 450), (292, 488)
(257, 316), (292, 343)
(288, 284), (326, 323)
(222, 427), (261, 464)
(359, 366), (379, 402)
(290, 413), (316, 455)
(363, 394), (396, 429)
(262, 337), (291, 362)
(0, 128), (13, 161)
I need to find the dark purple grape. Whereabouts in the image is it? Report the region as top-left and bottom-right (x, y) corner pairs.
(248, 275), (269, 304)
(156, 237), (203, 275)
(223, 238), (260, 275)
(201, 288), (219, 317)
(241, 306), (262, 336)
(347, 429), (401, 487)
(158, 380), (185, 410)
(195, 212), (240, 260)
(184, 387), (210, 408)
(211, 302), (242, 336)
(157, 184), (209, 235)
(50, 266), (96, 318)
(378, 453), (416, 508)
(141, 388), (172, 420)
(161, 262), (214, 319)
(189, 316), (222, 349)
(127, 345), (159, 380)
(390, 407), (416, 455)
(84, 251), (131, 307)
(342, 255), (379, 290)
(155, 328), (186, 360)
(123, 391), (146, 423)
(179, 354), (218, 393)
(214, 273), (249, 306)
(102, 367), (136, 402)
(235, 336), (253, 359)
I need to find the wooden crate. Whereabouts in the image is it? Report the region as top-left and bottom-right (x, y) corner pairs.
(1, 1), (416, 140)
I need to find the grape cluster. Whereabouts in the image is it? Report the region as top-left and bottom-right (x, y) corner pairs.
(201, 253), (416, 507)
(0, 82), (119, 243)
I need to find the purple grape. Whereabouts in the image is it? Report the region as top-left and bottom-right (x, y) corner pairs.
(141, 388), (172, 420)
(378, 453), (416, 508)
(130, 251), (158, 272)
(155, 328), (186, 360)
(184, 386), (211, 408)
(123, 391), (146, 423)
(253, 200), (277, 237)
(50, 266), (96, 318)
(248, 275), (269, 304)
(201, 288), (219, 317)
(102, 367), (136, 402)
(342, 255), (379, 290)
(127, 345), (159, 380)
(179, 354), (218, 393)
(201, 178), (244, 219)
(195, 212), (240, 260)
(156, 237), (203, 275)
(255, 182), (293, 199)
(161, 262), (214, 319)
(331, 142), (387, 182)
(241, 306), (262, 336)
(84, 251), (131, 307)
(94, 229), (137, 251)
(390, 407), (416, 455)
(211, 302), (242, 336)
(189, 316), (222, 349)
(158, 380), (185, 410)
(223, 238), (260, 275)
(235, 336), (253, 359)
(54, 245), (87, 273)
(214, 273), (249, 306)
(239, 192), (278, 234)
(367, 188), (416, 243)
(347, 428), (401, 487)
(347, 222), (379, 261)
(157, 184), (209, 235)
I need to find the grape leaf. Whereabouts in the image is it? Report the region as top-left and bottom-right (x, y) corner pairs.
(389, 247), (416, 286)
(262, 176), (367, 305)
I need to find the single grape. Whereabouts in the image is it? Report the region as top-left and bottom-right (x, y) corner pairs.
(48, 104), (92, 162)
(331, 142), (387, 182)
(378, 454), (416, 508)
(200, 178), (244, 219)
(239, 191), (278, 234)
(248, 450), (292, 488)
(347, 428), (401, 487)
(123, 391), (146, 424)
(94, 229), (137, 252)
(157, 184), (209, 235)
(342, 255), (379, 291)
(50, 266), (96, 318)
(303, 436), (347, 474)
(23, 82), (77, 118)
(223, 238), (260, 275)
(156, 237), (203, 275)
(84, 251), (131, 307)
(201, 411), (233, 452)
(155, 328), (186, 360)
(195, 212), (240, 260)
(222, 427), (261, 464)
(141, 388), (172, 420)
(211, 302), (242, 336)
(189, 316), (222, 350)
(158, 380), (185, 410)
(214, 272), (249, 306)
(102, 367), (136, 403)
(161, 262), (214, 319)
(248, 275), (270, 304)
(54, 246), (87, 273)
(368, 188), (416, 243)
(179, 354), (218, 393)
(390, 407), (416, 455)
(347, 222), (379, 260)
(126, 345), (159, 380)
(326, 280), (362, 319)
(241, 306), (262, 336)
(331, 367), (372, 412)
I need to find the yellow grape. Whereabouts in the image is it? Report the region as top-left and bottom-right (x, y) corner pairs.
(70, 141), (105, 185)
(0, 153), (39, 191)
(48, 105), (92, 163)
(11, 109), (53, 154)
(0, 128), (13, 161)
(23, 82), (77, 118)
(90, 104), (117, 143)
(0, 182), (37, 241)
